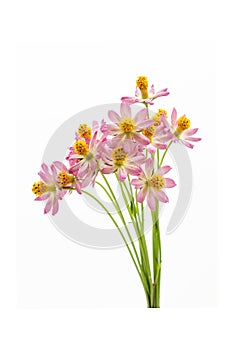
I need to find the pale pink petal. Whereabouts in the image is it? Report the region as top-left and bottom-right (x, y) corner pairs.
(118, 167), (127, 181)
(135, 87), (140, 97)
(181, 140), (194, 149)
(125, 165), (141, 176)
(52, 198), (59, 215)
(183, 128), (198, 136)
(131, 178), (143, 189)
(44, 196), (53, 214)
(35, 193), (50, 201)
(101, 167), (114, 174)
(75, 181), (82, 194)
(185, 137), (202, 142)
(41, 163), (49, 174)
(147, 144), (156, 154)
(136, 119), (155, 129)
(145, 158), (153, 177)
(90, 159), (97, 171)
(147, 190), (156, 211)
(149, 84), (155, 94)
(133, 132), (150, 145)
(38, 171), (50, 183)
(51, 164), (57, 178)
(153, 142), (167, 150)
(171, 108), (177, 127)
(165, 178), (176, 188)
(155, 190), (169, 203)
(108, 110), (121, 123)
(134, 108), (148, 123)
(137, 187), (147, 203)
(121, 96), (138, 104)
(107, 124), (120, 133)
(53, 161), (68, 172)
(157, 165), (172, 175)
(120, 103), (131, 118)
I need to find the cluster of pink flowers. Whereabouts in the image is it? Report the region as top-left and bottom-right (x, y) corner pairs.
(32, 76), (201, 215)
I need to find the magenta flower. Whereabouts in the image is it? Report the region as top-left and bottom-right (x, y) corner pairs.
(107, 103), (154, 146)
(32, 163), (67, 215)
(101, 139), (145, 181)
(131, 158), (176, 211)
(121, 76), (169, 105)
(165, 108), (202, 149)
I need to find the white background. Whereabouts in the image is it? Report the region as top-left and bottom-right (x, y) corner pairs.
(1, 0), (232, 349)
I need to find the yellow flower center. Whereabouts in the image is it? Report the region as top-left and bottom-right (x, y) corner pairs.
(74, 140), (89, 155)
(119, 118), (135, 133)
(78, 124), (92, 139)
(152, 109), (168, 126)
(32, 181), (48, 196)
(112, 147), (128, 166)
(136, 76), (149, 99)
(136, 76), (148, 90)
(142, 125), (156, 141)
(177, 116), (191, 130)
(57, 171), (75, 187)
(149, 174), (165, 191)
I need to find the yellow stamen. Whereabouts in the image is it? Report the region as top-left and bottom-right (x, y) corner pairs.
(119, 118), (135, 133)
(57, 172), (75, 187)
(177, 116), (191, 130)
(150, 174), (165, 191)
(78, 124), (92, 139)
(136, 76), (149, 99)
(32, 181), (48, 196)
(112, 147), (128, 166)
(142, 125), (156, 141)
(74, 140), (89, 155)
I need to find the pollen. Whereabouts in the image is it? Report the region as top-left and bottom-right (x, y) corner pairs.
(57, 171), (74, 187)
(142, 125), (156, 140)
(112, 147), (128, 166)
(74, 140), (89, 155)
(136, 76), (148, 90)
(150, 174), (165, 191)
(32, 181), (48, 196)
(119, 118), (135, 133)
(177, 116), (191, 130)
(78, 124), (92, 139)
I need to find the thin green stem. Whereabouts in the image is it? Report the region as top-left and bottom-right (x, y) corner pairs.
(159, 140), (172, 167)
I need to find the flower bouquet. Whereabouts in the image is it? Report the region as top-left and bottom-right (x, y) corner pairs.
(32, 76), (201, 307)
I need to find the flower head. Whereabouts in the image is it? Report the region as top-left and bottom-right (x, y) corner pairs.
(121, 76), (169, 105)
(107, 103), (154, 146)
(131, 158), (176, 210)
(32, 163), (67, 215)
(168, 108), (202, 148)
(101, 139), (145, 181)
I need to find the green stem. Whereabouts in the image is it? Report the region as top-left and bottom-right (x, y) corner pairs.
(159, 140), (172, 167)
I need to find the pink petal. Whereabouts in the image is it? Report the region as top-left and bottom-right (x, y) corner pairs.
(136, 119), (155, 129)
(157, 165), (172, 175)
(41, 163), (49, 174)
(149, 84), (155, 94)
(183, 128), (198, 136)
(38, 171), (50, 183)
(120, 103), (131, 118)
(53, 161), (68, 172)
(35, 193), (50, 201)
(108, 110), (121, 123)
(131, 178), (143, 189)
(171, 108), (177, 127)
(147, 190), (156, 211)
(75, 181), (82, 194)
(147, 144), (156, 154)
(51, 164), (57, 178)
(135, 87), (140, 97)
(145, 158), (153, 177)
(134, 108), (148, 123)
(155, 190), (169, 203)
(101, 167), (114, 174)
(137, 187), (147, 203)
(153, 142), (167, 150)
(181, 140), (194, 149)
(118, 167), (127, 181)
(185, 137), (202, 142)
(121, 96), (138, 104)
(165, 178), (176, 188)
(133, 132), (150, 145)
(125, 165), (141, 176)
(52, 198), (59, 215)
(44, 196), (53, 214)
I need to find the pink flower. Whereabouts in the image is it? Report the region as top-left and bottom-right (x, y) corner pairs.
(121, 76), (169, 105)
(68, 131), (105, 181)
(166, 108), (202, 149)
(101, 139), (145, 181)
(53, 161), (91, 194)
(107, 103), (154, 146)
(142, 120), (173, 154)
(32, 163), (67, 215)
(131, 158), (176, 211)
